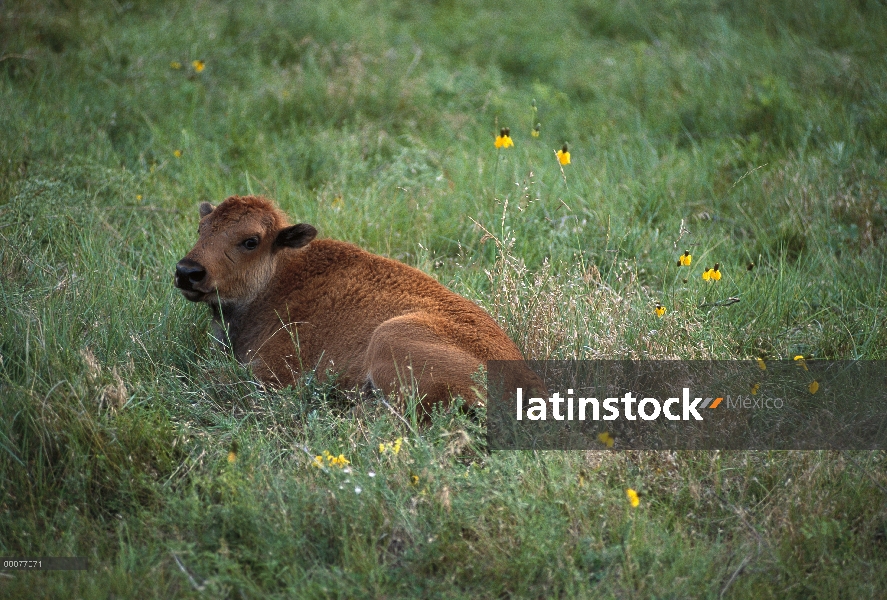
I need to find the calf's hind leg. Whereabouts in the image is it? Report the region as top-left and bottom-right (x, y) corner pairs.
(363, 313), (485, 415)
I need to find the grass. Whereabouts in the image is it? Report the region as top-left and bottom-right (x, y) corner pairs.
(2, 0), (887, 596)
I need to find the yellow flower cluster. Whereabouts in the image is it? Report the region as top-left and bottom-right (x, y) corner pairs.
(227, 441), (239, 464)
(379, 437), (403, 455)
(495, 127), (514, 149)
(677, 251), (692, 267)
(792, 356), (819, 392)
(170, 60), (205, 73)
(654, 303), (666, 318)
(702, 263), (722, 281)
(495, 100), (573, 165)
(313, 450), (350, 469)
(753, 356), (819, 398)
(626, 488), (640, 508)
(597, 431), (615, 448)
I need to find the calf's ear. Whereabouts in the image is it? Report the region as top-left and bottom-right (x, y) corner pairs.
(275, 223), (317, 249)
(199, 202), (215, 218)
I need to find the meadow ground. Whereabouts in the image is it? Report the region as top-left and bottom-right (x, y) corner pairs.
(2, 0), (887, 597)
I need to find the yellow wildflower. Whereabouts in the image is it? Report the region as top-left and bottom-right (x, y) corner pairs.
(227, 451), (236, 463)
(531, 123), (541, 137)
(809, 380), (819, 394)
(556, 143), (571, 165)
(192, 59), (205, 73)
(312, 450), (349, 469)
(794, 355), (808, 371)
(170, 61), (182, 70)
(751, 383), (760, 395)
(597, 432), (614, 448)
(411, 474), (420, 485)
(494, 127), (514, 149)
(756, 357), (766, 370)
(626, 488), (640, 508)
(677, 251), (692, 267)
(654, 303), (666, 318)
(379, 438), (403, 455)
(136, 194), (143, 202)
(702, 263), (722, 281)
(173, 149), (183, 158)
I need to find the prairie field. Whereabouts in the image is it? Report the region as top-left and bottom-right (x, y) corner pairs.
(1, 0), (887, 597)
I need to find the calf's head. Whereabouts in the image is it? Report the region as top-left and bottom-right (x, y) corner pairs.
(175, 195), (316, 308)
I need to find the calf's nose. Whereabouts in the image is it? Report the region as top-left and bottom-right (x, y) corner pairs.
(175, 259), (207, 290)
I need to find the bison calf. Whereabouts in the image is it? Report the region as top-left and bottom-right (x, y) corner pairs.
(175, 195), (530, 413)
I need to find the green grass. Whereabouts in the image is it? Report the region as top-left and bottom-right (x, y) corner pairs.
(2, 0), (887, 596)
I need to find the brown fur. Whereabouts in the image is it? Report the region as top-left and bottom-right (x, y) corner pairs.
(175, 195), (534, 412)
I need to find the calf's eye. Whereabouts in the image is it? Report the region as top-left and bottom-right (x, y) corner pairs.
(242, 237), (260, 250)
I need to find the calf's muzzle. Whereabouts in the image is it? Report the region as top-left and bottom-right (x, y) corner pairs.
(175, 258), (207, 292)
